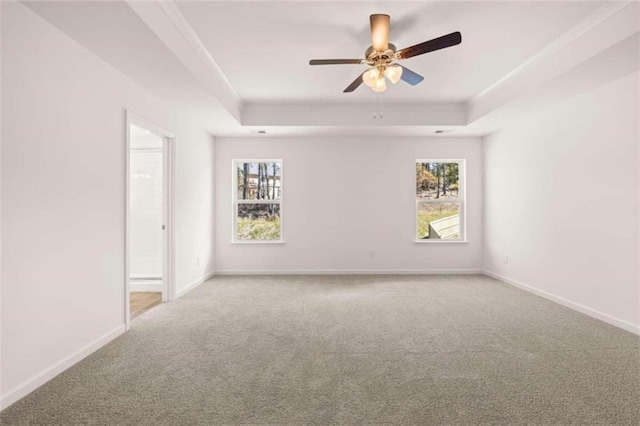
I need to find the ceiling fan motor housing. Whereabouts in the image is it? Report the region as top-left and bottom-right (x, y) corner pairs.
(365, 43), (397, 66)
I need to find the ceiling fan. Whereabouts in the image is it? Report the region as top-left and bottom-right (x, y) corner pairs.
(309, 14), (461, 93)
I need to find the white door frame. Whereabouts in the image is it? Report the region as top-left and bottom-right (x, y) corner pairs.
(125, 111), (176, 330)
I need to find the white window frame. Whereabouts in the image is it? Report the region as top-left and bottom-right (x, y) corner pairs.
(415, 159), (467, 244)
(232, 159), (284, 244)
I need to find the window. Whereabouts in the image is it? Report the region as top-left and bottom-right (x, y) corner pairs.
(233, 160), (282, 242)
(416, 160), (465, 242)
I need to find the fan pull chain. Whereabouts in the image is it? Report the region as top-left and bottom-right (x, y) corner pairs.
(373, 93), (376, 119)
(373, 94), (384, 120)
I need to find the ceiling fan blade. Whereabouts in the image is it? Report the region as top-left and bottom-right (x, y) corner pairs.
(398, 65), (424, 86)
(396, 32), (462, 60)
(370, 14), (390, 51)
(343, 72), (365, 93)
(309, 59), (364, 65)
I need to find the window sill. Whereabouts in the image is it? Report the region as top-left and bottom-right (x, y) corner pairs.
(231, 240), (285, 245)
(414, 240), (468, 244)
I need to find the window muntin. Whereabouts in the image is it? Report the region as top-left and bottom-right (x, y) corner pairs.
(416, 160), (465, 241)
(233, 160), (282, 242)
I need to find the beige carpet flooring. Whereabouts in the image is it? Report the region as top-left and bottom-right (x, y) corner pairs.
(1, 274), (638, 425)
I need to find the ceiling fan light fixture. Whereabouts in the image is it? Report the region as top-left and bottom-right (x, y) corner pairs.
(384, 64), (403, 84)
(309, 14), (461, 93)
(371, 76), (387, 92)
(363, 68), (380, 88)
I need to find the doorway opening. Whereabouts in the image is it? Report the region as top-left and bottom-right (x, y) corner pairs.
(126, 113), (175, 327)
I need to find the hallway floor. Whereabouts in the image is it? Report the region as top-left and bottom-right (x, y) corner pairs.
(130, 291), (162, 320)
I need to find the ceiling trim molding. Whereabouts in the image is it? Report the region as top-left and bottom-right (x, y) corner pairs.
(242, 102), (466, 126)
(156, 1), (240, 100)
(472, 0), (634, 102)
(467, 1), (639, 124)
(127, 0), (242, 122)
(468, 32), (639, 136)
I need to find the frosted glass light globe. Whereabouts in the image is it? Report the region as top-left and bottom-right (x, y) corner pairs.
(372, 76), (387, 92)
(384, 64), (403, 84)
(363, 68), (380, 88)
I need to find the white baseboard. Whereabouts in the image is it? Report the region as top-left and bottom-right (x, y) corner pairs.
(130, 282), (162, 292)
(215, 269), (483, 276)
(176, 270), (216, 298)
(483, 270), (640, 335)
(0, 324), (126, 411)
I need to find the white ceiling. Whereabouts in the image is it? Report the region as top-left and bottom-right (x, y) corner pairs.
(176, 1), (602, 103)
(22, 1), (638, 137)
(24, 1), (207, 105)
